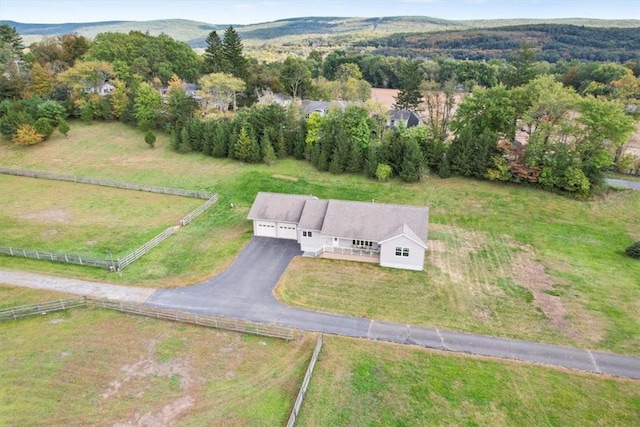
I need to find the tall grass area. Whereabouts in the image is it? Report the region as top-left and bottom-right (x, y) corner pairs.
(297, 336), (640, 426)
(0, 286), (314, 426)
(1, 121), (639, 354)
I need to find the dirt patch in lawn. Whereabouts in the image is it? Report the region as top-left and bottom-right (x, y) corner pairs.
(510, 251), (569, 332)
(272, 174), (299, 182)
(21, 209), (69, 223)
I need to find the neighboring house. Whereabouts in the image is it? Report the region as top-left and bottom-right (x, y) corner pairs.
(247, 192), (429, 271)
(84, 81), (115, 96)
(160, 82), (199, 97)
(258, 91), (293, 107)
(301, 100), (348, 118)
(387, 109), (421, 129)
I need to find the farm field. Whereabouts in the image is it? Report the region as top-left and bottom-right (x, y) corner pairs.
(1, 121), (639, 356)
(0, 174), (202, 258)
(0, 286), (314, 426)
(297, 336), (640, 426)
(2, 287), (638, 426)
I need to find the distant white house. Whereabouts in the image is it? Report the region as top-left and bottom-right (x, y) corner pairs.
(301, 100), (349, 118)
(247, 192), (429, 271)
(258, 90), (293, 107)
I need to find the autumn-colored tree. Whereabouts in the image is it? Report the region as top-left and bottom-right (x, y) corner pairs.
(12, 124), (44, 145)
(110, 80), (129, 120)
(26, 62), (53, 97)
(198, 72), (245, 112)
(57, 60), (115, 96)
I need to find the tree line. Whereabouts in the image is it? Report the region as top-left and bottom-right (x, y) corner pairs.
(1, 23), (638, 195)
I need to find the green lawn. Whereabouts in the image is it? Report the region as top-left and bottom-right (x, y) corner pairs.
(1, 121), (639, 355)
(297, 336), (640, 426)
(0, 286), (314, 426)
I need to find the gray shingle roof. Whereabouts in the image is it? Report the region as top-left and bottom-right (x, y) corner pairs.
(320, 200), (428, 245)
(298, 199), (329, 230)
(247, 193), (429, 246)
(246, 192), (315, 223)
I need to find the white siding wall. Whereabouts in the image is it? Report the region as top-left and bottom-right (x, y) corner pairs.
(299, 230), (333, 252)
(380, 235), (425, 271)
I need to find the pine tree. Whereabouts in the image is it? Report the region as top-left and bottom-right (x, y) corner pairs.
(222, 26), (248, 81)
(203, 31), (226, 74)
(394, 60), (424, 111)
(262, 140), (276, 165)
(234, 127), (251, 161)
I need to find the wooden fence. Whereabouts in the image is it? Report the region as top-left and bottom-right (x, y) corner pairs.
(115, 226), (179, 271)
(1, 297), (299, 341)
(0, 297), (87, 320)
(287, 334), (324, 427)
(0, 167), (216, 199)
(0, 246), (117, 271)
(90, 298), (298, 340)
(180, 195), (218, 227)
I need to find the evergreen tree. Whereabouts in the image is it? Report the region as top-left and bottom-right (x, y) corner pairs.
(394, 60), (424, 111)
(234, 127), (251, 161)
(438, 151), (451, 178)
(262, 140), (276, 165)
(222, 26), (248, 81)
(399, 139), (424, 182)
(203, 31), (226, 74)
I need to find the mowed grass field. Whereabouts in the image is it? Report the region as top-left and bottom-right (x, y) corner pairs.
(2, 287), (638, 426)
(0, 174), (202, 258)
(297, 336), (640, 426)
(0, 286), (315, 426)
(1, 121), (639, 356)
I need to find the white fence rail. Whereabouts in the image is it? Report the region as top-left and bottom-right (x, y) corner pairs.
(116, 226), (179, 270)
(0, 246), (117, 270)
(287, 334), (324, 427)
(180, 195), (218, 226)
(91, 299), (298, 340)
(0, 167), (216, 199)
(318, 245), (380, 258)
(0, 297), (87, 320)
(0, 297), (299, 341)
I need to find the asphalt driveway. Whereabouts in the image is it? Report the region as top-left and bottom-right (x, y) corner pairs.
(3, 237), (640, 380)
(605, 178), (640, 191)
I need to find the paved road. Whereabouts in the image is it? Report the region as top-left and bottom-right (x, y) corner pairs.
(3, 237), (640, 380)
(605, 178), (640, 191)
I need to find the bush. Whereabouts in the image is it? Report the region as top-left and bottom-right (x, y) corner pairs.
(12, 124), (45, 145)
(375, 163), (392, 181)
(625, 241), (640, 259)
(58, 120), (70, 137)
(33, 117), (55, 138)
(144, 130), (156, 148)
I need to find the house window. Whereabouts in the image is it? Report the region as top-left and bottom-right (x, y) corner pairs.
(395, 247), (410, 257)
(303, 231), (313, 237)
(353, 240), (373, 248)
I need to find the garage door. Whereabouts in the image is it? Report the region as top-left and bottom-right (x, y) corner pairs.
(277, 223), (297, 240)
(255, 221), (277, 237)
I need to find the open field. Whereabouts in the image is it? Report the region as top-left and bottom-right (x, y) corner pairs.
(0, 174), (202, 258)
(1, 121), (639, 356)
(3, 287), (638, 425)
(297, 336), (640, 426)
(0, 286), (314, 426)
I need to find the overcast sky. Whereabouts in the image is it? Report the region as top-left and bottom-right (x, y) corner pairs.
(1, 0), (639, 24)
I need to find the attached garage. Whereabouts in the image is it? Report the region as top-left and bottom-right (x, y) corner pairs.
(254, 221), (277, 237)
(277, 223), (297, 240)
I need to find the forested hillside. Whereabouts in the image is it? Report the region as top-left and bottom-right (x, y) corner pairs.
(2, 16), (638, 59)
(358, 24), (640, 62)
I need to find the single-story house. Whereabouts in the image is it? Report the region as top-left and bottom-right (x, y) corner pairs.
(258, 91), (293, 107)
(247, 192), (429, 271)
(387, 109), (421, 129)
(301, 100), (348, 118)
